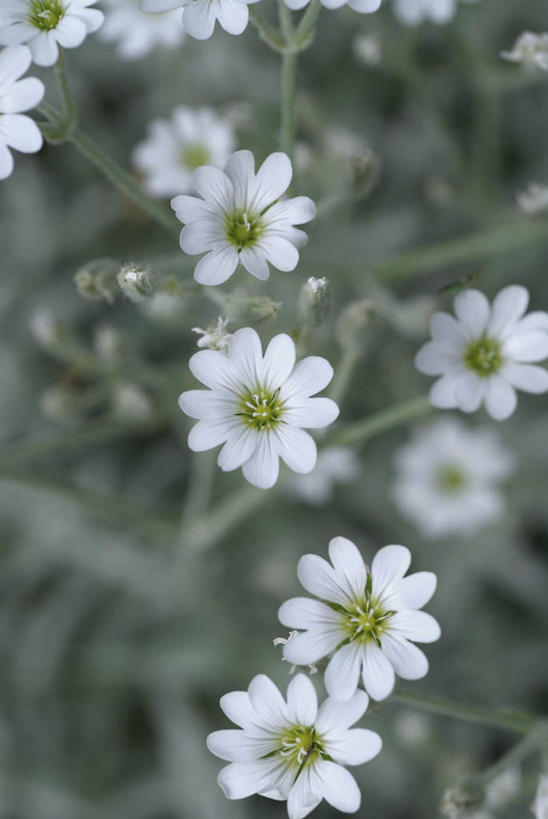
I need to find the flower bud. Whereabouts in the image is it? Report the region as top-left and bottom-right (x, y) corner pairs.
(74, 258), (118, 304)
(192, 316), (232, 352)
(336, 299), (374, 352)
(117, 262), (155, 303)
(39, 385), (81, 424)
(440, 784), (485, 819)
(298, 277), (331, 328)
(111, 384), (153, 422)
(94, 324), (125, 361)
(225, 290), (282, 322)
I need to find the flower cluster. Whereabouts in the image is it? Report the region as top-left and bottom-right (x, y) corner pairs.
(0, 45), (43, 179)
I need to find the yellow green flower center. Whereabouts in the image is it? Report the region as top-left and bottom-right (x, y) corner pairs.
(463, 337), (503, 377)
(29, 0), (65, 30)
(278, 726), (327, 771)
(436, 464), (467, 493)
(339, 574), (394, 647)
(181, 144), (210, 171)
(225, 210), (264, 250)
(237, 387), (284, 431)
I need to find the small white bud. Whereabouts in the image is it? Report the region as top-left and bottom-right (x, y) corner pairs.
(94, 324), (125, 361)
(336, 299), (374, 351)
(117, 263), (155, 303)
(298, 277), (331, 328)
(192, 317), (232, 352)
(517, 182), (548, 214)
(111, 384), (153, 423)
(353, 34), (382, 67)
(501, 32), (548, 71)
(74, 258), (117, 304)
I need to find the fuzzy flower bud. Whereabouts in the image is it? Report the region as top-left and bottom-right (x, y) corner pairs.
(94, 324), (125, 361)
(117, 263), (155, 303)
(517, 182), (548, 214)
(298, 277), (331, 328)
(192, 317), (232, 352)
(111, 384), (153, 422)
(440, 784), (485, 819)
(501, 32), (548, 71)
(74, 258), (118, 304)
(336, 299), (374, 352)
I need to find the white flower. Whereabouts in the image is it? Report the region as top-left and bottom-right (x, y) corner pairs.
(0, 0), (104, 67)
(392, 418), (513, 538)
(392, 0), (476, 25)
(178, 327), (339, 490)
(0, 45), (43, 180)
(134, 106), (235, 198)
(141, 0), (256, 40)
(353, 34), (382, 67)
(501, 32), (548, 72)
(287, 447), (360, 505)
(207, 673), (382, 819)
(99, 0), (184, 59)
(485, 767), (521, 809)
(171, 150), (315, 286)
(517, 182), (548, 214)
(192, 316), (232, 352)
(533, 775), (548, 819)
(279, 538), (440, 702)
(282, 0), (381, 17)
(415, 285), (548, 421)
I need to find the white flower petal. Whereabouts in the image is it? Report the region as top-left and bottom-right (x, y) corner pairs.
(247, 674), (287, 728)
(224, 149), (254, 204)
(180, 219), (222, 254)
(488, 285), (529, 337)
(297, 553), (351, 606)
(429, 372), (460, 409)
(328, 537), (367, 601)
(454, 371), (486, 413)
(0, 141), (14, 179)
(315, 690), (369, 734)
(504, 330), (548, 362)
(278, 597), (342, 630)
(29, 31), (60, 66)
(380, 635), (429, 680)
(390, 610), (441, 643)
(391, 572), (437, 610)
(453, 289), (490, 338)
(187, 418), (230, 451)
(512, 311), (548, 334)
(324, 642), (363, 702)
(239, 245), (270, 280)
(262, 333), (296, 390)
(182, 0), (217, 39)
(3, 76), (44, 112)
(251, 151), (292, 212)
(429, 312), (466, 346)
(55, 15), (87, 47)
(219, 691), (255, 728)
(287, 767), (321, 819)
(171, 194), (215, 223)
(217, 759), (280, 800)
(193, 246), (239, 286)
(283, 627), (343, 665)
(483, 376), (517, 421)
(215, 0), (249, 34)
(415, 342), (455, 375)
(228, 327), (263, 385)
(259, 235), (300, 272)
(217, 427), (258, 471)
(1, 113), (42, 152)
(314, 760), (361, 814)
(501, 362), (548, 394)
(267, 195), (316, 225)
(275, 426), (317, 474)
(361, 642), (396, 701)
(241, 432), (280, 488)
(0, 45), (31, 83)
(192, 165), (233, 211)
(371, 544), (411, 599)
(327, 728), (382, 766)
(280, 356), (334, 401)
(178, 389), (231, 419)
(207, 729), (274, 761)
(283, 397), (339, 429)
(286, 674), (318, 725)
(188, 349), (240, 391)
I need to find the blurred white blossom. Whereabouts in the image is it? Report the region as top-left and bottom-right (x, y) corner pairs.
(192, 316), (232, 352)
(416, 285), (548, 420)
(485, 766), (521, 809)
(0, 46), (43, 180)
(0, 0), (104, 66)
(502, 32), (548, 71)
(517, 182), (548, 214)
(287, 446), (360, 505)
(353, 34), (382, 67)
(172, 150), (315, 286)
(141, 0), (256, 40)
(283, 0), (382, 16)
(279, 538), (440, 701)
(207, 673), (382, 819)
(178, 327), (339, 489)
(533, 775), (548, 819)
(392, 418), (514, 538)
(100, 0), (185, 59)
(112, 384), (153, 422)
(392, 0), (476, 25)
(134, 107), (236, 198)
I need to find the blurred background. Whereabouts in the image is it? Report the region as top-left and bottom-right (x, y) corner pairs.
(1, 0), (548, 816)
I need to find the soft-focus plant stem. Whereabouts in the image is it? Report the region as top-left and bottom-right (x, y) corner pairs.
(473, 727), (547, 786)
(186, 485), (268, 553)
(393, 689), (538, 735)
(328, 348), (361, 406)
(280, 51), (297, 158)
(249, 6), (286, 52)
(328, 395), (432, 447)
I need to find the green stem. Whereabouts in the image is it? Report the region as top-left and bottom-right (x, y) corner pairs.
(474, 727), (546, 787)
(328, 348), (361, 406)
(185, 485), (268, 553)
(66, 127), (179, 236)
(249, 6), (286, 52)
(393, 688), (538, 735)
(280, 50), (297, 159)
(181, 450), (216, 526)
(55, 50), (76, 129)
(328, 395), (432, 447)
(293, 0), (321, 50)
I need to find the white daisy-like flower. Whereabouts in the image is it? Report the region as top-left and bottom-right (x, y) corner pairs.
(171, 149), (315, 286)
(141, 0), (256, 40)
(178, 327), (339, 490)
(415, 285), (548, 421)
(99, 0), (184, 60)
(0, 45), (44, 180)
(533, 775), (548, 819)
(501, 32), (548, 72)
(279, 538), (440, 702)
(392, 0), (476, 25)
(517, 182), (548, 215)
(287, 446), (360, 505)
(134, 106), (235, 199)
(283, 0), (381, 16)
(392, 418), (513, 538)
(207, 673), (382, 819)
(0, 0), (104, 67)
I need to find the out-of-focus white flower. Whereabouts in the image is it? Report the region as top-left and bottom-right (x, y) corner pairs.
(353, 34), (382, 67)
(392, 0), (475, 25)
(283, 0), (382, 16)
(0, 0), (104, 66)
(141, 0), (257, 41)
(99, 0), (184, 59)
(298, 277), (330, 328)
(192, 316), (232, 352)
(533, 774), (548, 819)
(134, 107), (236, 198)
(517, 183), (548, 215)
(0, 46), (43, 180)
(29, 308), (57, 347)
(279, 538), (440, 702)
(392, 418), (513, 538)
(112, 384), (153, 422)
(502, 32), (548, 72)
(207, 673), (382, 819)
(415, 286), (548, 420)
(178, 327), (339, 489)
(393, 710), (430, 747)
(171, 150), (315, 286)
(287, 446), (360, 505)
(485, 767), (521, 809)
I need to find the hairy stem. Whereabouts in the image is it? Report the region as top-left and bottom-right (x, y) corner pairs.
(249, 6), (286, 52)
(328, 395), (432, 447)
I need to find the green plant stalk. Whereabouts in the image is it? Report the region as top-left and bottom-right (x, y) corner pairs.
(280, 50), (297, 159)
(328, 395), (432, 447)
(328, 347), (361, 406)
(474, 726), (547, 786)
(393, 688), (538, 735)
(248, 6), (286, 52)
(293, 0), (321, 50)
